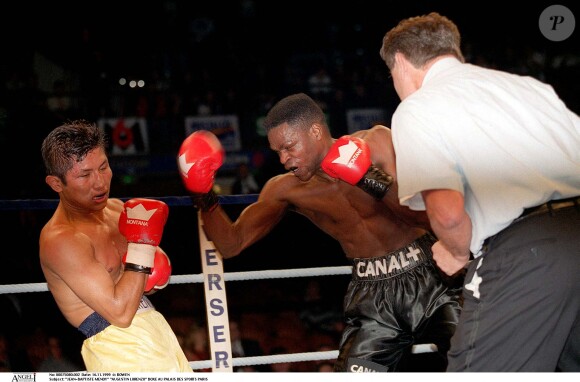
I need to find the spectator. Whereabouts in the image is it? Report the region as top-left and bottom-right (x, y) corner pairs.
(230, 319), (269, 372)
(37, 335), (82, 372)
(46, 79), (74, 121)
(317, 362), (334, 372)
(308, 66), (334, 101)
(0, 333), (12, 372)
(298, 280), (343, 337)
(182, 322), (211, 372)
(231, 163), (261, 195)
(0, 331), (33, 372)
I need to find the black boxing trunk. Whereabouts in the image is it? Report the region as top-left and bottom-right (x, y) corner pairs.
(334, 232), (462, 372)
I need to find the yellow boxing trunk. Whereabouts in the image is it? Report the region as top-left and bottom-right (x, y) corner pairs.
(81, 308), (191, 372)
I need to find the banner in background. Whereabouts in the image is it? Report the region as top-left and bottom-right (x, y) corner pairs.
(185, 115), (242, 152)
(98, 117), (149, 156)
(346, 108), (389, 134)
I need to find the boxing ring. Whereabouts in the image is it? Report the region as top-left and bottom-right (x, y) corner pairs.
(0, 195), (435, 372)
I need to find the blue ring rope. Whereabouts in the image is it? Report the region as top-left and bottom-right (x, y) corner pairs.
(0, 194), (259, 210)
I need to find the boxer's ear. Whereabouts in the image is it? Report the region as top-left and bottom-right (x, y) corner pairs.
(46, 175), (63, 192)
(310, 123), (323, 140)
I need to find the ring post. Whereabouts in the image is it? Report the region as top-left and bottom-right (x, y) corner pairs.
(198, 211), (233, 372)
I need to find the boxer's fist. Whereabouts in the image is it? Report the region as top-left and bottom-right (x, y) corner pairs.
(321, 136), (392, 199)
(145, 248), (172, 294)
(178, 130), (225, 194)
(122, 248), (172, 293)
(322, 136), (371, 185)
(119, 199), (169, 271)
(119, 199), (169, 246)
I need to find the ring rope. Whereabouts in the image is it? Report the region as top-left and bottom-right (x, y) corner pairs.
(0, 195), (259, 210)
(187, 345), (436, 370)
(0, 266), (352, 295)
(189, 350), (340, 370)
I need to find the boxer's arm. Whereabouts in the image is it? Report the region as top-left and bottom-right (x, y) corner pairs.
(40, 227), (145, 328)
(200, 175), (290, 259)
(178, 131), (290, 258)
(353, 125), (431, 230)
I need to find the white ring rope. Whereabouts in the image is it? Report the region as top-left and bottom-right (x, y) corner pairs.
(189, 350), (340, 370)
(0, 266), (353, 294)
(0, 282), (50, 293)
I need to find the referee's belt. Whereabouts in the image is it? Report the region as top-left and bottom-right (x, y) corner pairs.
(514, 196), (580, 224)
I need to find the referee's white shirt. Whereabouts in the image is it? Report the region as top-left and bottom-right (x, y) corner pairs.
(392, 57), (580, 256)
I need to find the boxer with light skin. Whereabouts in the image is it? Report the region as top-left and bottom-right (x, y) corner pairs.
(178, 93), (463, 372)
(39, 120), (191, 372)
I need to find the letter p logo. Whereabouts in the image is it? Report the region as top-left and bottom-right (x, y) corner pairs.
(539, 5), (575, 41)
(550, 15), (565, 30)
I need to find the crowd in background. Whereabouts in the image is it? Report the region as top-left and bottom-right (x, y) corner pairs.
(1, 2), (578, 201)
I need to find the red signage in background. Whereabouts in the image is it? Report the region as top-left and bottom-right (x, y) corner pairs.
(99, 117), (149, 155)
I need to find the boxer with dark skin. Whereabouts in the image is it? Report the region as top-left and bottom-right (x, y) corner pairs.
(39, 120), (191, 372)
(178, 93), (462, 372)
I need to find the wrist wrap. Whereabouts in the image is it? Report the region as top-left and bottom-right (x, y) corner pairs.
(191, 189), (219, 212)
(356, 164), (393, 200)
(124, 263), (152, 274)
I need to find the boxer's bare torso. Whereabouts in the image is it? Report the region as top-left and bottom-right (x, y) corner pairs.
(40, 198), (127, 328)
(264, 171), (425, 258)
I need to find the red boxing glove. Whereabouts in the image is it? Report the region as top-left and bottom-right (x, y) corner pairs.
(145, 248), (172, 294)
(119, 198), (169, 271)
(122, 247), (172, 294)
(321, 136), (371, 185)
(321, 135), (393, 200)
(177, 130), (225, 194)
